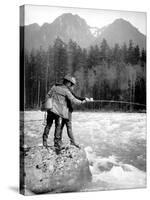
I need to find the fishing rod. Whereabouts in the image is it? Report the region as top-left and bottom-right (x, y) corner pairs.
(85, 99), (146, 107)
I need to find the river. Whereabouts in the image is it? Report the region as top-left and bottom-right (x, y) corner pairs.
(21, 111), (146, 191)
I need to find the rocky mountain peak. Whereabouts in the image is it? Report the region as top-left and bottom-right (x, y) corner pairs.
(23, 14), (146, 51)
(95, 18), (146, 49)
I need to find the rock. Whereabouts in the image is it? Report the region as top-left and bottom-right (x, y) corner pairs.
(96, 161), (114, 172)
(23, 145), (92, 194)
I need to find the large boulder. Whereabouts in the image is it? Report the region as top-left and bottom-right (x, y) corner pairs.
(23, 145), (92, 194)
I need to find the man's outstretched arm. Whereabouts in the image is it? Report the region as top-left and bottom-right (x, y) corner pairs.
(70, 90), (85, 101)
(65, 89), (85, 105)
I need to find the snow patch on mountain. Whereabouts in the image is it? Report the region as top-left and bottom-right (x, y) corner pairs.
(89, 26), (106, 37)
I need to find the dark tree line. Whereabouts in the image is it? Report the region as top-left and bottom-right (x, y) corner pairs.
(23, 37), (146, 111)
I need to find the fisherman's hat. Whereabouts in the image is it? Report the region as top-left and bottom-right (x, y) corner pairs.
(64, 75), (76, 85)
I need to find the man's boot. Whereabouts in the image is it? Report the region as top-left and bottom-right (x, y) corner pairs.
(70, 141), (81, 149)
(54, 139), (65, 154)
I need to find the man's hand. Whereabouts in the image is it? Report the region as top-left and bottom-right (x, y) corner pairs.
(82, 97), (90, 103)
(85, 97), (90, 102)
(82, 100), (86, 103)
(82, 97), (94, 103)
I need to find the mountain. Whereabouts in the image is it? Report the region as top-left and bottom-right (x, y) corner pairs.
(95, 18), (146, 49)
(24, 13), (94, 51)
(22, 14), (146, 51)
(24, 23), (41, 50)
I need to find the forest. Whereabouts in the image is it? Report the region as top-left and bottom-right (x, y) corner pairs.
(20, 37), (146, 112)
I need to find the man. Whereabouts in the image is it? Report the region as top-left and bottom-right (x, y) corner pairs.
(59, 76), (88, 149)
(42, 75), (86, 151)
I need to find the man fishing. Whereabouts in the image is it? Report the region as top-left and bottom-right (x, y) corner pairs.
(42, 75), (88, 152)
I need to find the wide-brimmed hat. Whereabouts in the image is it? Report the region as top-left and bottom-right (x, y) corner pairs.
(64, 75), (76, 85)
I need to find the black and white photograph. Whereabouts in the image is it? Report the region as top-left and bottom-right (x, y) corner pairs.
(20, 4), (146, 196)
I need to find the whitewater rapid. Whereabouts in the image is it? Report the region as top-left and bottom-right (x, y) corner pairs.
(84, 146), (146, 190)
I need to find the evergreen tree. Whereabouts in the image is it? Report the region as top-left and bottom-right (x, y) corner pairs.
(121, 43), (128, 63)
(47, 45), (55, 90)
(100, 39), (110, 61)
(112, 43), (121, 62)
(141, 48), (146, 63)
(132, 45), (140, 64)
(53, 37), (67, 82)
(87, 45), (100, 68)
(67, 39), (77, 74)
(127, 40), (134, 64)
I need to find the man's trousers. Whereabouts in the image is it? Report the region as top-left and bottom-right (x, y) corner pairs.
(43, 110), (62, 148)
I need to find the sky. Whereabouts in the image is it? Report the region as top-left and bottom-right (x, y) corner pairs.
(22, 4), (146, 35)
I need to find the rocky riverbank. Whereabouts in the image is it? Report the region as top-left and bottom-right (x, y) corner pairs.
(20, 145), (92, 195)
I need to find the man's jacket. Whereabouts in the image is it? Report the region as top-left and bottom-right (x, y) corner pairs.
(67, 90), (85, 113)
(46, 84), (83, 119)
(55, 83), (85, 113)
